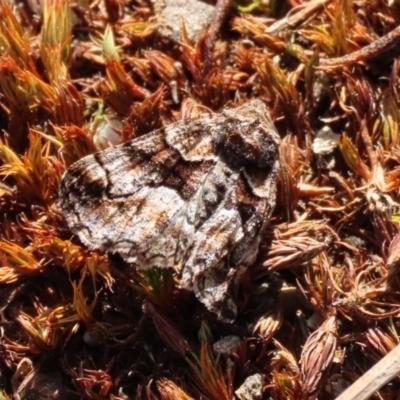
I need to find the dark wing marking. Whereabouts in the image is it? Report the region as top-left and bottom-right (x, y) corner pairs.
(60, 100), (280, 320)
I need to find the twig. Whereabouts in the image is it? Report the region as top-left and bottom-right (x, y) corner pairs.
(335, 343), (400, 400)
(319, 25), (400, 68)
(202, 0), (232, 75)
(266, 0), (333, 34)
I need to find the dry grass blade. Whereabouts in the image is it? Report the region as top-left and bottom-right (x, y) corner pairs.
(335, 343), (400, 400)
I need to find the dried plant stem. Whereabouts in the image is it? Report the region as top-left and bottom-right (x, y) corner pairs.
(320, 24), (400, 68)
(336, 343), (400, 400)
(203, 0), (231, 75)
(266, 0), (333, 34)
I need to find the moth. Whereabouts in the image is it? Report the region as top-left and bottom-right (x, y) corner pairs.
(60, 100), (280, 320)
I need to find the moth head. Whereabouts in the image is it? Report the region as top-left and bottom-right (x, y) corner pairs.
(217, 102), (280, 169)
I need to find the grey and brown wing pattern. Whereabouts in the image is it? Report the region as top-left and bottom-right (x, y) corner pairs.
(60, 100), (280, 320)
(60, 121), (218, 268)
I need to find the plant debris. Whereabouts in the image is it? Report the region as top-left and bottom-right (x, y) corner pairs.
(1, 0), (400, 399)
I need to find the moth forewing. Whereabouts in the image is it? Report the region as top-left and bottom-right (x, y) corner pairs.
(60, 100), (280, 320)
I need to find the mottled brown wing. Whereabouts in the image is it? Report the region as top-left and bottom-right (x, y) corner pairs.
(178, 100), (281, 319)
(60, 119), (219, 268)
(60, 100), (280, 320)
